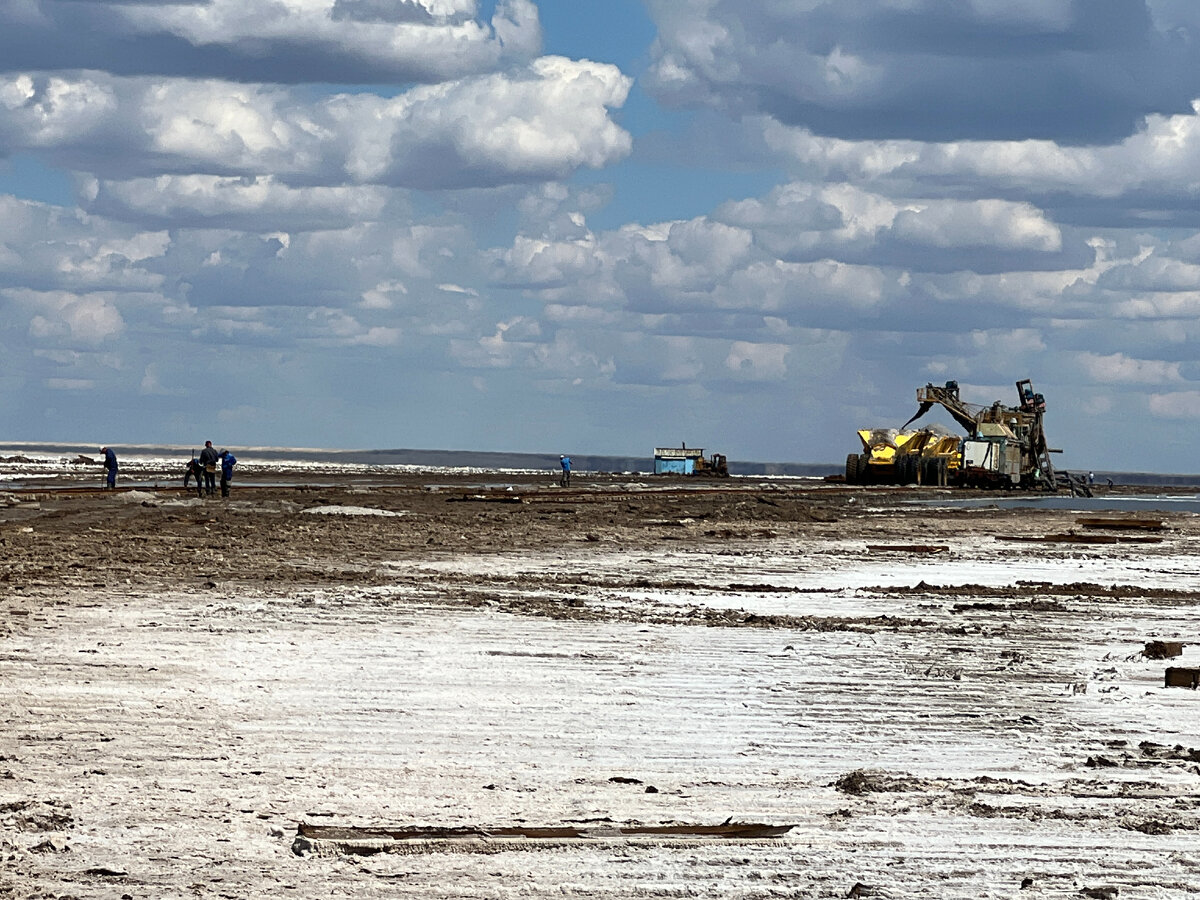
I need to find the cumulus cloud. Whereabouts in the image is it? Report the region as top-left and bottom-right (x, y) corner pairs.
(889, 200), (1061, 252)
(724, 340), (788, 381)
(1079, 351), (1183, 384)
(491, 234), (602, 289)
(15, 289), (126, 345)
(449, 319), (624, 384)
(760, 101), (1200, 226)
(0, 0), (542, 84)
(645, 0), (1199, 142)
(88, 175), (391, 231)
(0, 60), (632, 191)
(0, 196), (169, 290)
(1148, 390), (1200, 418)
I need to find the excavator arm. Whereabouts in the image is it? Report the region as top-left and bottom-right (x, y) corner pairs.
(905, 382), (983, 435)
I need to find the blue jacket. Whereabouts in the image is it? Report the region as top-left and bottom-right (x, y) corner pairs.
(221, 453), (237, 479)
(103, 448), (117, 471)
(560, 456), (571, 471)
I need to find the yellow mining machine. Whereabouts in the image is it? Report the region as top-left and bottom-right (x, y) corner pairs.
(846, 379), (1060, 490)
(903, 379), (1057, 490)
(844, 428), (959, 486)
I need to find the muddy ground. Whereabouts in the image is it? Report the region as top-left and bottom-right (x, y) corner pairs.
(2, 466), (1200, 898)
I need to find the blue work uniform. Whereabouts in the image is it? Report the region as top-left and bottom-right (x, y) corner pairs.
(103, 448), (118, 488)
(220, 452), (237, 497)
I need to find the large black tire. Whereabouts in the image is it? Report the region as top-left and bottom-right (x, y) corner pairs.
(845, 453), (860, 484)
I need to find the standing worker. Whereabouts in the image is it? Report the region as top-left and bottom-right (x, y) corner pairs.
(219, 449), (237, 498)
(559, 454), (571, 487)
(100, 447), (118, 489)
(198, 440), (219, 497)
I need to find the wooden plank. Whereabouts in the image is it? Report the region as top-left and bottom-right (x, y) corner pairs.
(297, 821), (794, 842)
(866, 544), (950, 554)
(446, 494), (524, 504)
(995, 534), (1162, 545)
(1076, 517), (1165, 531)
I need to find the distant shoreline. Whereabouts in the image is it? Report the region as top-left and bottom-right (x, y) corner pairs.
(1, 442), (1198, 485)
(0, 441), (836, 478)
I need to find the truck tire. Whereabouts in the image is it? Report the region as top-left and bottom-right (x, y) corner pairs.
(845, 453), (860, 484)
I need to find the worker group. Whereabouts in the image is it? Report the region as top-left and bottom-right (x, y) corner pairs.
(99, 440), (237, 498)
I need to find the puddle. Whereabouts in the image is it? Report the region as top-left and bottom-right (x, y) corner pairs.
(909, 494), (1200, 513)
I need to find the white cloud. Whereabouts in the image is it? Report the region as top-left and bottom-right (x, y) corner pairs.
(360, 280), (407, 309)
(351, 326), (401, 346)
(45, 377), (95, 390)
(0, 60), (632, 190)
(0, 196), (169, 291)
(729, 259), (889, 312)
(92, 175), (389, 231)
(645, 0), (1195, 146)
(1113, 291), (1200, 319)
(724, 340), (788, 381)
(890, 200), (1061, 252)
(139, 362), (173, 396)
(1078, 352), (1183, 385)
(493, 235), (602, 288)
(437, 283), (480, 296)
(0, 74), (118, 146)
(18, 290), (126, 344)
(0, 0), (542, 84)
(1148, 391), (1200, 418)
(969, 328), (1046, 356)
(760, 101), (1200, 212)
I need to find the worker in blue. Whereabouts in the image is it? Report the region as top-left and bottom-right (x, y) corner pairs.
(219, 450), (237, 498)
(198, 440), (219, 496)
(559, 454), (571, 487)
(100, 447), (118, 489)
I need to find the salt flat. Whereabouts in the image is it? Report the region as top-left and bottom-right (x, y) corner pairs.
(2, 474), (1199, 898)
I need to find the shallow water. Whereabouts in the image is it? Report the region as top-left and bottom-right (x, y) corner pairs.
(910, 493), (1200, 513)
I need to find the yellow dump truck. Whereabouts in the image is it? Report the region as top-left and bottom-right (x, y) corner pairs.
(845, 428), (960, 486)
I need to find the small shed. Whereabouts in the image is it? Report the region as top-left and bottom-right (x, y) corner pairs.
(654, 445), (705, 475)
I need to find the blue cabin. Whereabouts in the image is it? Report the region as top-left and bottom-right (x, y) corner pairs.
(654, 445), (705, 475)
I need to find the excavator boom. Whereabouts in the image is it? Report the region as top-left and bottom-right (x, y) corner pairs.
(910, 381), (986, 435)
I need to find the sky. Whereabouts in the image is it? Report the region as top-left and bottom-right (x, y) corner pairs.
(2, 1), (1200, 472)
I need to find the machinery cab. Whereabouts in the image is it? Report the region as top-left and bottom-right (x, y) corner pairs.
(1016, 378), (1046, 413)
